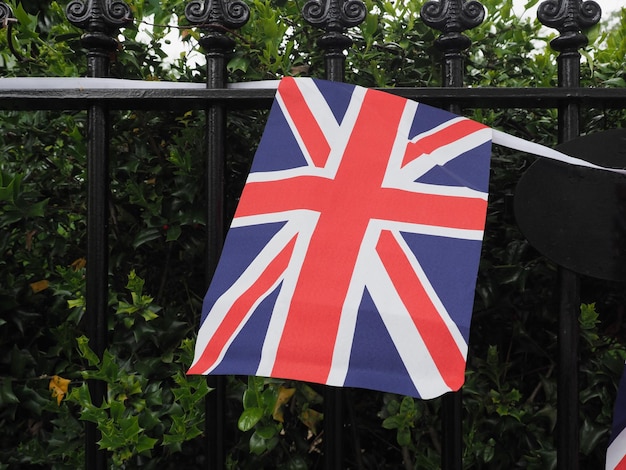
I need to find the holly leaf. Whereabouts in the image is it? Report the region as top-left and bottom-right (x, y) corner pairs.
(49, 375), (71, 405)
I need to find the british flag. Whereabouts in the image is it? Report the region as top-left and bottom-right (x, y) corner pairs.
(188, 77), (492, 398)
(608, 362), (626, 470)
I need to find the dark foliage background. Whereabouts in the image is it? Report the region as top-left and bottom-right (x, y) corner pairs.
(0, 0), (625, 469)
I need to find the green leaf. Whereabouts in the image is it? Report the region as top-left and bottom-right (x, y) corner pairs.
(76, 336), (100, 367)
(110, 400), (125, 421)
(0, 175), (16, 202)
(243, 388), (258, 410)
(136, 434), (158, 453)
(382, 415), (401, 430)
(0, 379), (19, 406)
(255, 423), (278, 440)
(261, 386), (278, 412)
(361, 13), (379, 40)
(580, 419), (608, 456)
(399, 396), (416, 417)
(604, 77), (626, 87)
(117, 300), (138, 315)
(140, 305), (160, 321)
(24, 198), (48, 217)
(285, 455), (309, 470)
(133, 228), (161, 248)
(126, 270), (145, 295)
(165, 224), (182, 242)
(67, 297), (85, 309)
(99, 350), (120, 382)
(397, 427), (411, 447)
(483, 438), (496, 462)
(13, 4), (38, 33)
(227, 55), (249, 73)
(238, 407), (264, 432)
(249, 430), (267, 455)
(120, 415), (141, 441)
(580, 303), (599, 330)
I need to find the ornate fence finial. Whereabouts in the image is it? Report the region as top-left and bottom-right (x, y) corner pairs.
(537, 0), (601, 52)
(302, 0), (367, 52)
(0, 2), (26, 63)
(184, 0), (250, 52)
(420, 0), (485, 53)
(0, 1), (13, 25)
(66, 0), (133, 76)
(66, 0), (133, 50)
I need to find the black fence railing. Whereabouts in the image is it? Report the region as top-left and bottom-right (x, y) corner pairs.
(0, 1), (623, 469)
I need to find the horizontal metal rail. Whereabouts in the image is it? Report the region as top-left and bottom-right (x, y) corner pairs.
(2, 85), (626, 110)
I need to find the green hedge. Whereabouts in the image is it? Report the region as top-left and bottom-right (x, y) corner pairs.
(1, 1), (625, 468)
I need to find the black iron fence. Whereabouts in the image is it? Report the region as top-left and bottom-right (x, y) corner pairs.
(1, 0), (625, 469)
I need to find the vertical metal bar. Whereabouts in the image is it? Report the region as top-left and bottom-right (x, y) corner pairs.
(420, 2), (485, 468)
(441, 46), (469, 470)
(557, 267), (580, 469)
(204, 51), (228, 470)
(65, 2), (133, 469)
(85, 101), (110, 470)
(204, 50), (227, 276)
(323, 386), (344, 469)
(537, 2), (601, 467)
(85, 50), (113, 470)
(183, 3), (249, 468)
(324, 51), (346, 83)
(557, 48), (582, 470)
(441, 96), (465, 470)
(441, 391), (463, 469)
(301, 2), (367, 467)
(322, 44), (346, 470)
(321, 29), (347, 470)
(556, 51), (583, 470)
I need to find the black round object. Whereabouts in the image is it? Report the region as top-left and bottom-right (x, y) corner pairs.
(514, 128), (626, 281)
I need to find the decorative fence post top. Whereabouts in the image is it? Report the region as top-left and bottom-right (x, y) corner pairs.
(538, 0), (602, 52)
(65, 0), (133, 77)
(0, 1), (13, 24)
(421, 0), (485, 52)
(302, 0), (367, 51)
(184, 0), (250, 52)
(66, 0), (133, 34)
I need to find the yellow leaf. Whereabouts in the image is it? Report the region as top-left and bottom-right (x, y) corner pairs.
(272, 386), (296, 423)
(71, 258), (86, 271)
(29, 280), (49, 293)
(49, 375), (71, 405)
(299, 408), (323, 435)
(25, 229), (37, 251)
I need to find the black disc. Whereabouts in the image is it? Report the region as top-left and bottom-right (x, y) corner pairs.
(514, 129), (626, 281)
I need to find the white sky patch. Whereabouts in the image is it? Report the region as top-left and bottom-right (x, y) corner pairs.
(132, 3), (625, 72)
(135, 14), (204, 69)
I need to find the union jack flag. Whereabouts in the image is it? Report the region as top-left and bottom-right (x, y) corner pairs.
(608, 362), (626, 470)
(188, 77), (492, 398)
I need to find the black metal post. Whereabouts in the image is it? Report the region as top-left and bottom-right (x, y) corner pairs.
(420, 2), (484, 469)
(65, 1), (133, 469)
(184, 1), (249, 468)
(301, 1), (366, 467)
(302, 0), (366, 83)
(538, 1), (601, 469)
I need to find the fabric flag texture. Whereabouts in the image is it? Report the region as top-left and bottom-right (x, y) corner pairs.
(188, 77), (492, 399)
(608, 362), (626, 470)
